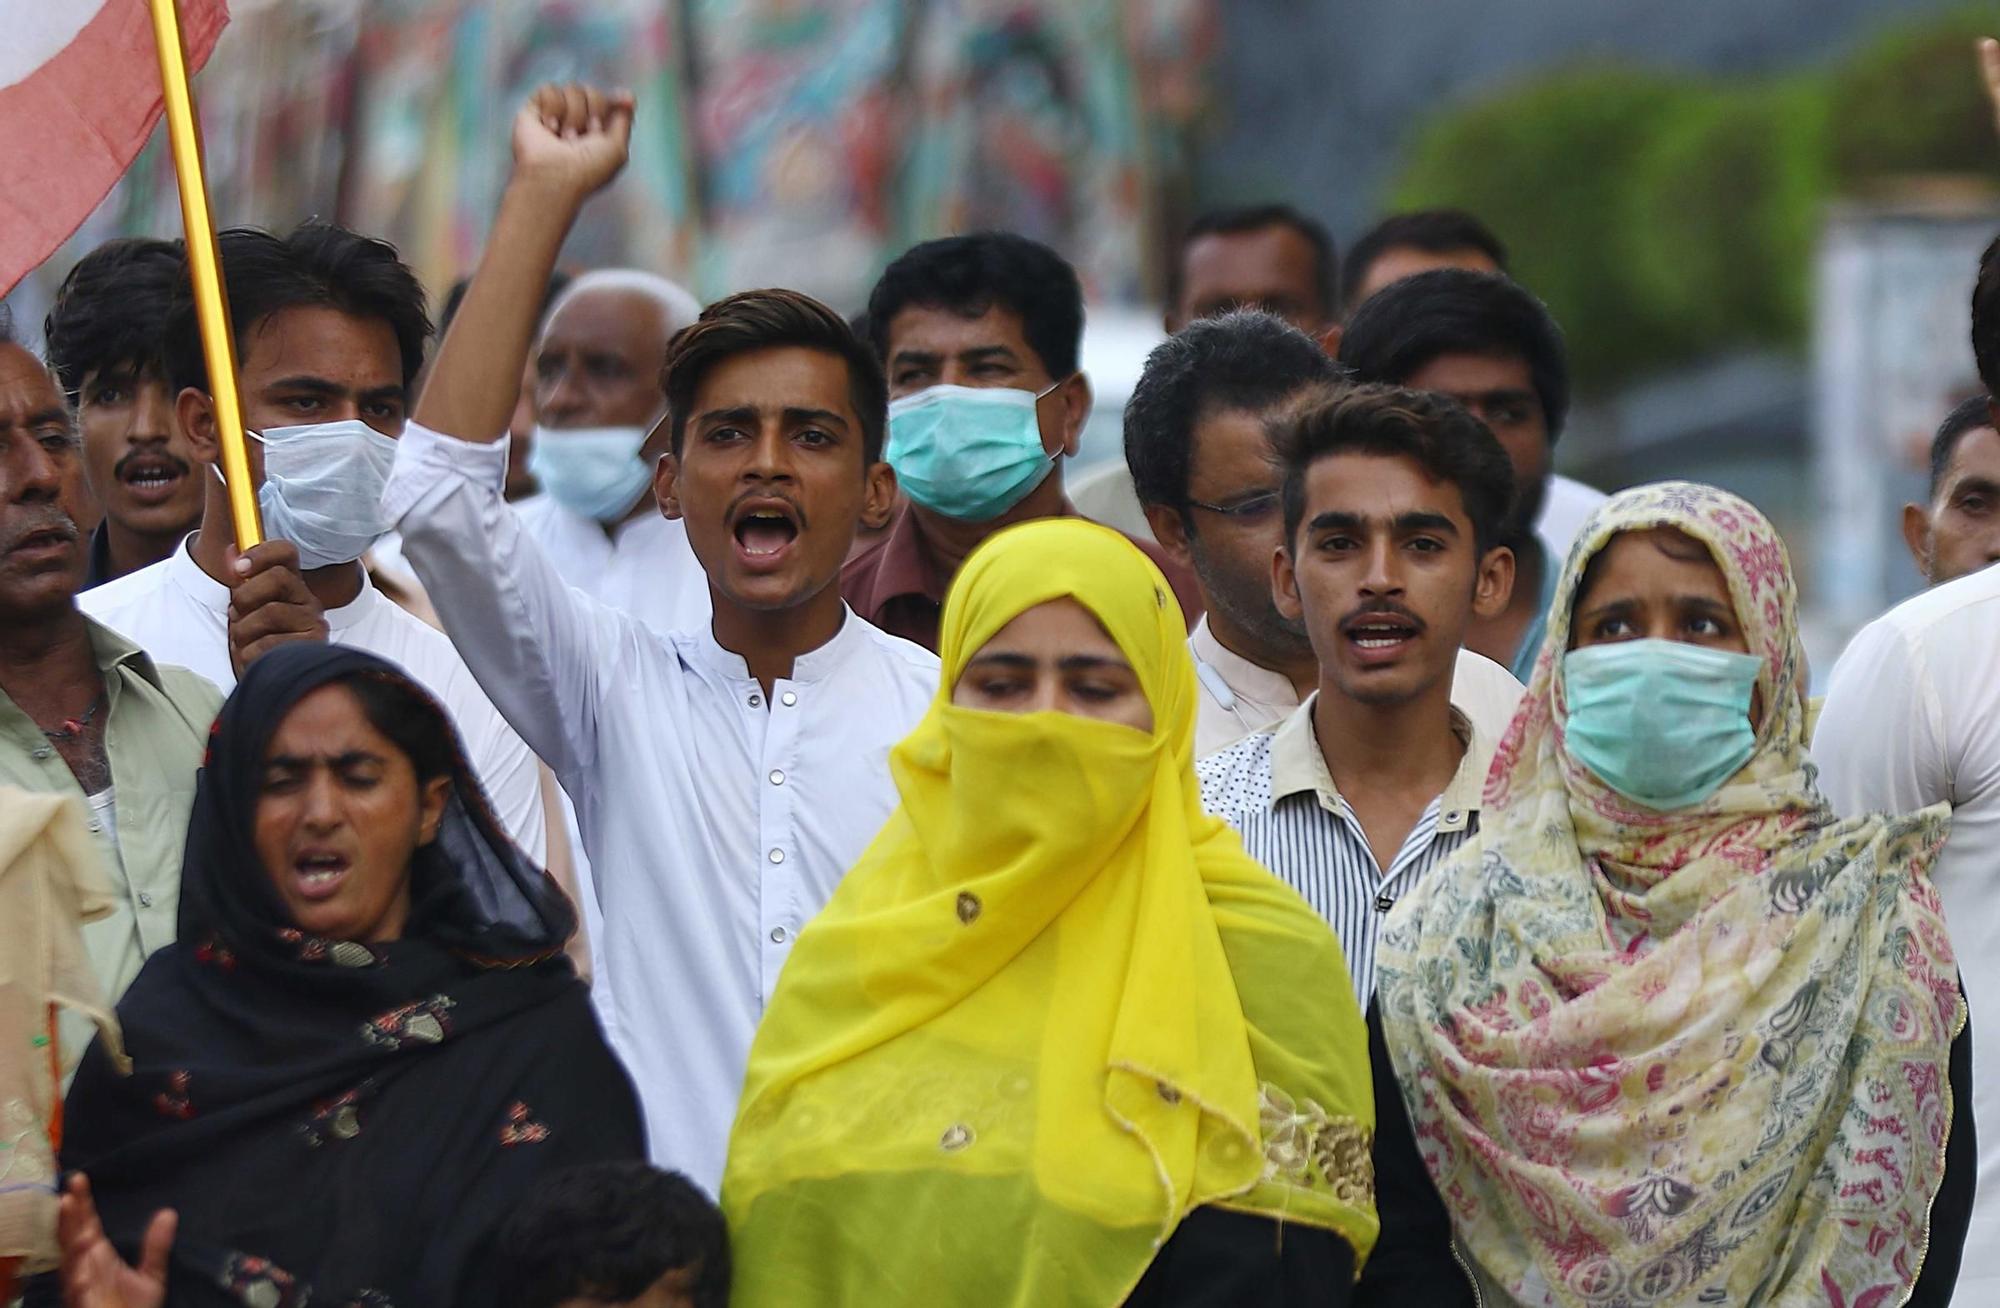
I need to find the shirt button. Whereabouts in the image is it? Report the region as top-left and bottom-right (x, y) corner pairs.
(1443, 810), (1464, 825)
(768, 769), (785, 786)
(1374, 893), (1394, 912)
(768, 848), (785, 865)
(780, 691), (797, 707)
(747, 693), (763, 708)
(32, 747), (52, 761)
(87, 821), (101, 833)
(138, 892), (154, 908)
(770, 926), (788, 944)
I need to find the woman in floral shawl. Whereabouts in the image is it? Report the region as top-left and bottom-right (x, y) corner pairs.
(1363, 483), (1973, 1307)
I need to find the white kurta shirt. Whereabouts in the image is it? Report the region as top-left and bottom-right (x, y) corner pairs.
(513, 493), (713, 638)
(80, 538), (547, 862)
(1813, 563), (2000, 1300)
(383, 421), (939, 1193)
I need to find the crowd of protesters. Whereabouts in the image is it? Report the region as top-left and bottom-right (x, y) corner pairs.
(5, 65), (2000, 1308)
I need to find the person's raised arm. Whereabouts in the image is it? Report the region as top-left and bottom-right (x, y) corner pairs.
(387, 83), (647, 783)
(414, 83), (632, 443)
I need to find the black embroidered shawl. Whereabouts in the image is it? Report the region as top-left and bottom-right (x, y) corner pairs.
(58, 646), (644, 1307)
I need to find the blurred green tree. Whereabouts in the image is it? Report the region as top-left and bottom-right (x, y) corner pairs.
(1391, 7), (1994, 392)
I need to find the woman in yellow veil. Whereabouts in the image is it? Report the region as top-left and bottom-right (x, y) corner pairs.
(723, 518), (1377, 1306)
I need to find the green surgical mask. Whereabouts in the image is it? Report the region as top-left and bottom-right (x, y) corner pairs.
(1561, 638), (1763, 810)
(885, 382), (1062, 522)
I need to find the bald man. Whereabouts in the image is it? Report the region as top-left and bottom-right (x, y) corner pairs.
(518, 269), (711, 637)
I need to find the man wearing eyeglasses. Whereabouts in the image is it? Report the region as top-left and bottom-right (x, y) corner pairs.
(1128, 311), (1523, 755)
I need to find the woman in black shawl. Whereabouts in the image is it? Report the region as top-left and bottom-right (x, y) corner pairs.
(51, 645), (643, 1307)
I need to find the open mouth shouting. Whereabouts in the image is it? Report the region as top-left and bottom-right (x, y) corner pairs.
(1340, 604), (1426, 667)
(292, 848), (353, 902)
(115, 447), (192, 507)
(728, 494), (806, 572)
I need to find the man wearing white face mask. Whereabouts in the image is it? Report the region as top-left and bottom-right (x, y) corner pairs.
(82, 223), (548, 861)
(513, 268), (712, 638)
(840, 232), (1203, 652)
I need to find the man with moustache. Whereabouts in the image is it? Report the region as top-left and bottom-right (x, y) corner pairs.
(1126, 311), (1522, 755)
(387, 83), (937, 1192)
(1198, 384), (1517, 1000)
(0, 325), (218, 1028)
(42, 239), (205, 587)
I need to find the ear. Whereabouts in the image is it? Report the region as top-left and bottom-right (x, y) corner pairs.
(1316, 321), (1343, 358)
(860, 456), (900, 528)
(1901, 502), (1933, 578)
(1162, 309), (1183, 336)
(1271, 540), (1304, 623)
(1051, 373), (1092, 458)
(178, 387), (220, 463)
(416, 775), (452, 847)
(1472, 543), (1516, 620)
(1145, 502), (1195, 570)
(862, 462), (900, 530)
(655, 450), (683, 521)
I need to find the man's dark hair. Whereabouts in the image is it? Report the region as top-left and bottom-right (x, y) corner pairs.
(494, 1163), (728, 1308)
(1125, 310), (1341, 515)
(1929, 393), (1995, 496)
(163, 223), (432, 396)
(1337, 267), (1569, 445)
(664, 287), (887, 463)
(44, 238), (186, 406)
(865, 232), (1082, 379)
(1973, 234), (2000, 394)
(1340, 209), (1509, 311)
(1166, 203), (1338, 322)
(1275, 382), (1515, 556)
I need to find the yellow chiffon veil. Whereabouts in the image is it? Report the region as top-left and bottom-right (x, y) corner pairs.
(723, 518), (1376, 1306)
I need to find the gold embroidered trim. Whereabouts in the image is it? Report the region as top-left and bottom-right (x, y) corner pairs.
(1259, 1083), (1374, 1208)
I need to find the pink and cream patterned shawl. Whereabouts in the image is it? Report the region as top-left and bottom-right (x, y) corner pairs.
(1375, 482), (1963, 1306)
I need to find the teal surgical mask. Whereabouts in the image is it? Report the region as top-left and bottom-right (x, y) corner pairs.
(886, 382), (1063, 522)
(1562, 638), (1764, 810)
(529, 423), (657, 524)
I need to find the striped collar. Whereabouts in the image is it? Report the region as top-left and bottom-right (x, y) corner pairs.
(1266, 691), (1491, 835)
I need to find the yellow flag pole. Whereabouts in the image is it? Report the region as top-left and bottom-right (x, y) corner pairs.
(147, 0), (261, 549)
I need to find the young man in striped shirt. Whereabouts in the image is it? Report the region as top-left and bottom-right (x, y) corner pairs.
(1198, 383), (1518, 1000)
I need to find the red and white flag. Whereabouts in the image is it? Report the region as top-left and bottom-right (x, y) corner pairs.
(0, 0), (228, 298)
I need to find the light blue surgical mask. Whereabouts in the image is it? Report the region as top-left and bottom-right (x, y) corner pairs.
(1562, 638), (1764, 810)
(886, 382), (1063, 523)
(223, 420), (400, 569)
(528, 423), (658, 524)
